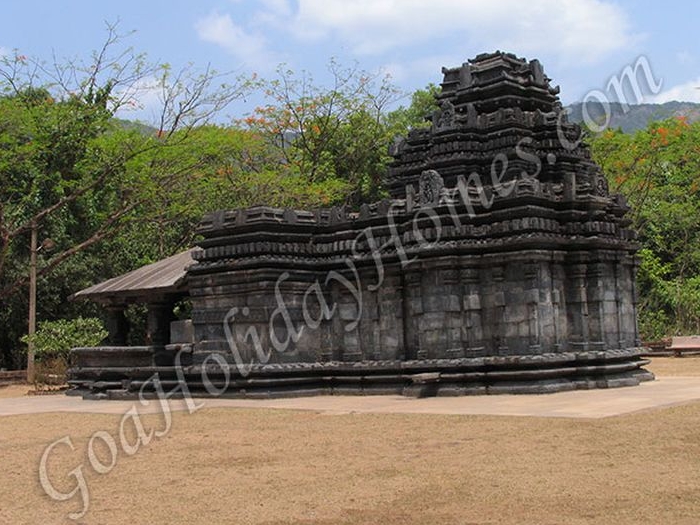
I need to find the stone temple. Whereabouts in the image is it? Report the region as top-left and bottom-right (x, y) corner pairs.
(69, 51), (653, 398)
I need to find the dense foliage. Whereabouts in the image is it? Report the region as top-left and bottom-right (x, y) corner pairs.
(241, 61), (406, 205)
(0, 29), (253, 368)
(20, 317), (107, 361)
(590, 117), (700, 340)
(4, 29), (694, 369)
(0, 31), (438, 369)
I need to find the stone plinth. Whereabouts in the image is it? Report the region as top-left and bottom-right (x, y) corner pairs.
(68, 52), (653, 398)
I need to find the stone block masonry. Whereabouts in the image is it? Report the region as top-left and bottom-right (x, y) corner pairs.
(68, 52), (653, 398)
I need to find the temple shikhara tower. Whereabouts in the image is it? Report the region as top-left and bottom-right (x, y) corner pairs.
(69, 52), (653, 398)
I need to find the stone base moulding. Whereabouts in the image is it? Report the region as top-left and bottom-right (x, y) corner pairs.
(67, 348), (653, 399)
(68, 52), (653, 399)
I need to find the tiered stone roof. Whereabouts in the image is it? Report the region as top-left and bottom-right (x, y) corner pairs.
(386, 51), (607, 199)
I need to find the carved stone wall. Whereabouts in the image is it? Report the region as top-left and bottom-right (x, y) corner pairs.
(186, 179), (642, 364)
(68, 52), (653, 398)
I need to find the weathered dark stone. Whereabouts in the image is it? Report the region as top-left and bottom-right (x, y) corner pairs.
(170, 320), (194, 345)
(68, 52), (653, 398)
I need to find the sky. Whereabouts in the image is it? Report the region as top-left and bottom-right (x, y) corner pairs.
(1, 0), (698, 124)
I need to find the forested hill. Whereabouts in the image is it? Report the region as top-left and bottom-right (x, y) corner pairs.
(115, 102), (700, 137)
(566, 101), (700, 133)
(113, 118), (158, 135)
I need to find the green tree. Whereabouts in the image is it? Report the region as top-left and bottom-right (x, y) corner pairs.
(590, 117), (700, 338)
(385, 83), (440, 132)
(0, 28), (250, 297)
(242, 60), (402, 205)
(0, 25), (251, 368)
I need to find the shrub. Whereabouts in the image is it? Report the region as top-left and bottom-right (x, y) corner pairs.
(638, 308), (670, 342)
(21, 317), (108, 362)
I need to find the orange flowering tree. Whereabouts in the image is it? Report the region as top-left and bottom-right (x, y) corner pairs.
(240, 60), (403, 205)
(590, 117), (700, 338)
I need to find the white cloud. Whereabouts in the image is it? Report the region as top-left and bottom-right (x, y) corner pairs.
(258, 0), (292, 18)
(195, 12), (281, 70)
(290, 0), (635, 64)
(0, 46), (9, 58)
(650, 77), (700, 104)
(195, 0), (636, 81)
(382, 53), (463, 84)
(112, 76), (167, 125)
(253, 0), (293, 28)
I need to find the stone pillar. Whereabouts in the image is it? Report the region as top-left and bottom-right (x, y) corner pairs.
(549, 262), (564, 352)
(359, 283), (381, 361)
(377, 272), (404, 360)
(567, 263), (589, 351)
(273, 277), (317, 363)
(338, 280), (362, 361)
(551, 287), (562, 351)
(105, 304), (129, 346)
(614, 259), (625, 349)
(328, 277), (344, 361)
(402, 270), (423, 360)
(318, 306), (333, 363)
(487, 265), (509, 355)
(586, 262), (606, 351)
(524, 263), (542, 353)
(441, 264), (463, 358)
(461, 266), (485, 357)
(146, 301), (174, 347)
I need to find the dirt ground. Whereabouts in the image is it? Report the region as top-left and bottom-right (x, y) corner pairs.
(0, 384), (30, 398)
(1, 357), (699, 525)
(645, 356), (700, 376)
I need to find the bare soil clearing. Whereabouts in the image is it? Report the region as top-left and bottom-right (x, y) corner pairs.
(0, 384), (29, 399)
(0, 357), (698, 524)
